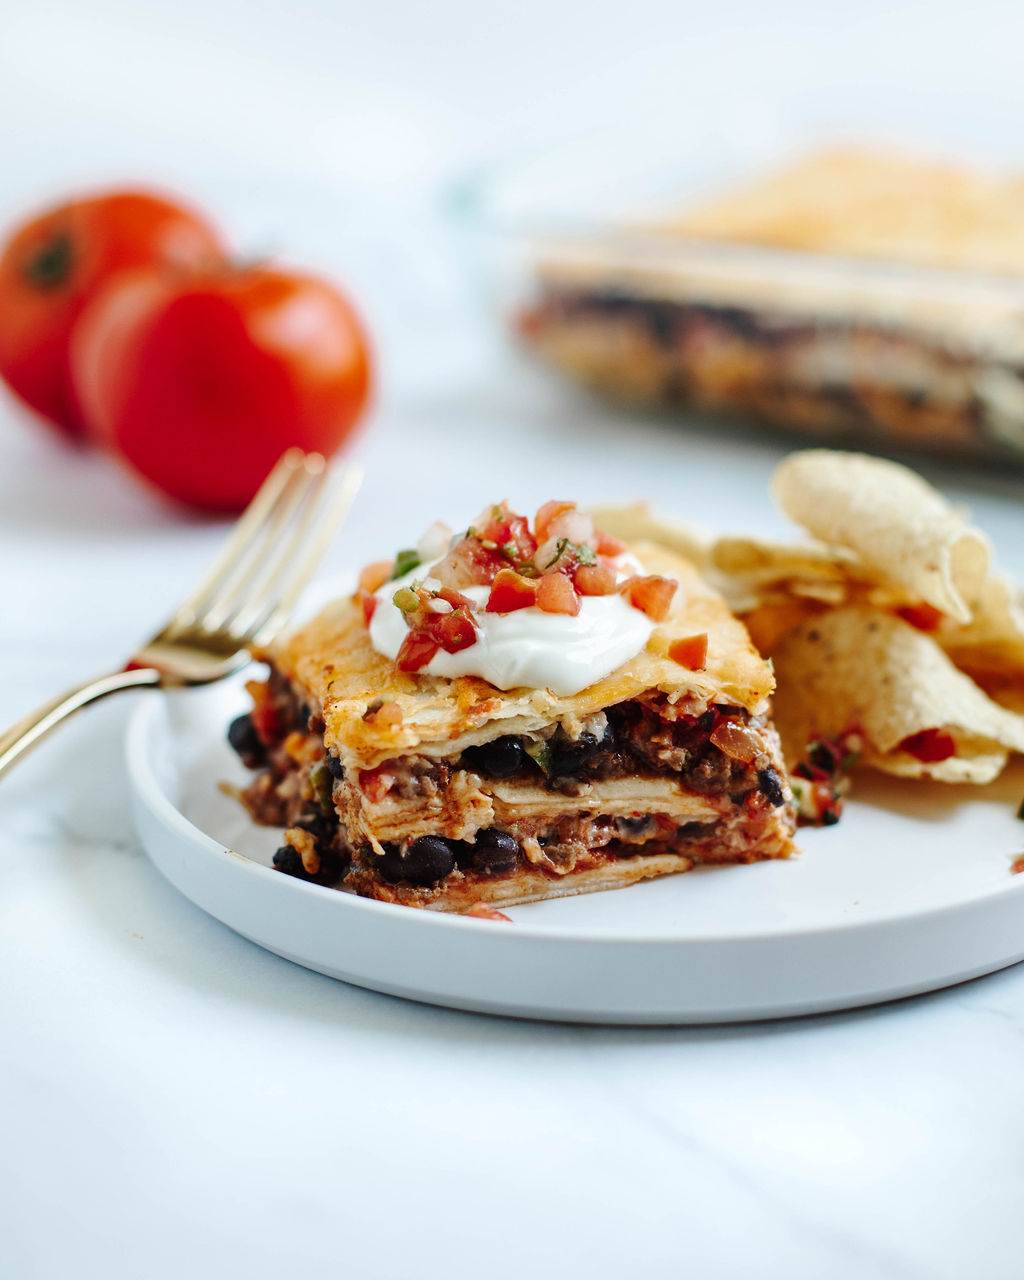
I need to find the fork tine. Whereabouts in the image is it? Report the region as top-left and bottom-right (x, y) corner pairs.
(168, 448), (311, 629)
(193, 453), (326, 633)
(226, 462), (362, 644)
(247, 464), (364, 647)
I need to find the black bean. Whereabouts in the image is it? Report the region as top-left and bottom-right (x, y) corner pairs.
(272, 845), (305, 877)
(326, 754), (346, 780)
(546, 724), (616, 784)
(376, 836), (456, 886)
(459, 829), (520, 876)
(227, 713), (265, 766)
(293, 813), (335, 841)
(757, 767), (787, 808)
(274, 840), (347, 884)
(616, 815), (652, 837)
(676, 820), (717, 839)
(462, 736), (526, 778)
(697, 709), (718, 733)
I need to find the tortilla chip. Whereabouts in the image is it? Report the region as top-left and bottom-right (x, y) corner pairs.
(770, 606), (1024, 784)
(939, 575), (1024, 711)
(742, 598), (826, 654)
(587, 502), (711, 568)
(711, 536), (861, 581)
(772, 451), (991, 623)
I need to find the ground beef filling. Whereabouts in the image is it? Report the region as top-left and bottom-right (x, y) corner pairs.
(459, 702), (777, 798)
(233, 672), (789, 890)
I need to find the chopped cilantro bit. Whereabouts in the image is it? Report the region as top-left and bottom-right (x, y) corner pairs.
(393, 587), (419, 612)
(309, 760), (333, 811)
(576, 542), (597, 566)
(524, 741), (551, 771)
(544, 537), (569, 569)
(500, 541), (517, 559)
(518, 561), (538, 578)
(390, 549), (420, 580)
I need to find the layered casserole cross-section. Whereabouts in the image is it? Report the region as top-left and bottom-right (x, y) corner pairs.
(233, 505), (796, 910)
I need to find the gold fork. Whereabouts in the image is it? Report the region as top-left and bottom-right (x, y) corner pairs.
(0, 448), (362, 780)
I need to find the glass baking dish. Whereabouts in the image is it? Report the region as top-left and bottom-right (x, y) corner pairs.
(451, 132), (1024, 469)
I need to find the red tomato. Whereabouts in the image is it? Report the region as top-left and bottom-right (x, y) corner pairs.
(359, 592), (378, 626)
(574, 563), (617, 596)
(593, 529), (626, 557)
(898, 728), (956, 763)
(486, 568), (538, 613)
(534, 500), (576, 543)
(536, 572), (580, 616)
(435, 609), (477, 654)
(464, 903), (513, 922)
(0, 190), (224, 438)
(358, 560), (393, 594)
(396, 630), (440, 673)
(71, 265), (372, 512)
(623, 574), (677, 622)
(668, 633), (708, 670)
(894, 603), (944, 632)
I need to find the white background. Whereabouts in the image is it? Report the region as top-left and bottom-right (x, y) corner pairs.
(3, 3), (1024, 1278)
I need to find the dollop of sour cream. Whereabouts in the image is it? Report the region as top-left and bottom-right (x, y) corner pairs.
(369, 559), (659, 697)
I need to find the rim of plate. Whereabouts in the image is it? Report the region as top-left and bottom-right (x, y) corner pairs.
(126, 682), (1024, 947)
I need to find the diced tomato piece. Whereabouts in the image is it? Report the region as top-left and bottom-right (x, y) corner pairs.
(899, 728), (956, 763)
(574, 563), (618, 596)
(465, 902), (513, 921)
(1011, 856), (1024, 875)
(895, 603), (944, 632)
(486, 568), (538, 613)
(364, 700), (403, 728)
(437, 586), (475, 611)
(475, 508), (536, 559)
(434, 536), (504, 589)
(359, 591), (378, 626)
(503, 513), (538, 562)
(534, 500), (576, 542)
(668, 633), (708, 670)
(359, 766), (395, 802)
(478, 517), (511, 548)
(594, 529), (626, 557)
(623, 574), (677, 622)
(536, 572), (581, 616)
(434, 609), (477, 654)
(246, 681), (281, 744)
(250, 704), (280, 744)
(473, 499), (513, 536)
(396, 629), (440, 672)
(358, 560), (393, 594)
(811, 780), (842, 824)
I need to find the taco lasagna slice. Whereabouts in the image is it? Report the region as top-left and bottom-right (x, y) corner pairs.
(231, 501), (796, 911)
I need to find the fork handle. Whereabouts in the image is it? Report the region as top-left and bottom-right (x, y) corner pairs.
(0, 666), (162, 781)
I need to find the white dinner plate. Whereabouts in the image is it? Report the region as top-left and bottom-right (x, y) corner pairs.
(126, 672), (1024, 1024)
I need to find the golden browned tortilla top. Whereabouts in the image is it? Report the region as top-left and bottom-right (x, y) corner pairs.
(261, 542), (774, 767)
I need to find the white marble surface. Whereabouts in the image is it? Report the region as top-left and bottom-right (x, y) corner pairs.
(4, 2), (1024, 1277)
